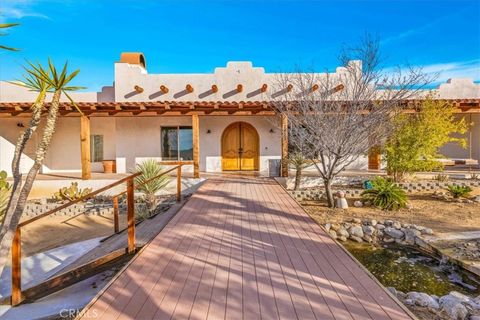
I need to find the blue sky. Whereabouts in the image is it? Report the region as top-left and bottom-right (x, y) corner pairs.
(1, 0), (479, 92)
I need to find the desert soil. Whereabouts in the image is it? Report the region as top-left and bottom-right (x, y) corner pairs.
(303, 187), (480, 233)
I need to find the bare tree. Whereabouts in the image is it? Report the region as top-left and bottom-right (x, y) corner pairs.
(273, 36), (433, 207)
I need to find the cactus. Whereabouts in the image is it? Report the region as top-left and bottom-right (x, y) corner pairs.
(0, 171), (11, 223)
(53, 182), (92, 202)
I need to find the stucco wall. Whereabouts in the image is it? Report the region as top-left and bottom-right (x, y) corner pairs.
(439, 114), (480, 161)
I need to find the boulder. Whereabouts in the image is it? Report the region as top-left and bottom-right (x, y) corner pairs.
(474, 195), (480, 203)
(350, 235), (363, 243)
(387, 287), (397, 296)
(375, 224), (385, 230)
(422, 228), (434, 235)
(330, 223), (342, 231)
(370, 219), (378, 227)
(324, 223), (331, 232)
(349, 225), (364, 238)
(384, 227), (404, 239)
(328, 229), (337, 239)
(384, 219), (394, 226)
(353, 200), (363, 207)
(392, 221), (402, 230)
(406, 292), (440, 309)
(338, 236), (347, 242)
(336, 197), (348, 209)
(362, 234), (373, 243)
(404, 228), (421, 245)
(351, 217), (362, 224)
(337, 227), (349, 238)
(362, 225), (376, 236)
(440, 298), (469, 320)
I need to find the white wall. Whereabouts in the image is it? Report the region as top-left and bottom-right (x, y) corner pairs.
(439, 114), (480, 161)
(199, 115), (281, 172)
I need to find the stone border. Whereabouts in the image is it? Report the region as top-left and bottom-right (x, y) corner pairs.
(289, 180), (480, 201)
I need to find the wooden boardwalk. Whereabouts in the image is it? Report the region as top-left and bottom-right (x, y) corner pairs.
(79, 176), (413, 320)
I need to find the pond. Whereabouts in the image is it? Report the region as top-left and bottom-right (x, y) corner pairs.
(344, 241), (480, 297)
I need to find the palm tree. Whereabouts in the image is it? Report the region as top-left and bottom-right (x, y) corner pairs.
(0, 23), (20, 51)
(0, 60), (83, 276)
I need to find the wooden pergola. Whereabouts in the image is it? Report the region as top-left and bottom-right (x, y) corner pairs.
(1, 98), (478, 179)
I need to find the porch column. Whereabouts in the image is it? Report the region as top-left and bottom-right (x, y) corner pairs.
(192, 114), (200, 178)
(80, 115), (91, 180)
(281, 114), (289, 177)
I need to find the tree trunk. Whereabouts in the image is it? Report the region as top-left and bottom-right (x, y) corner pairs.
(294, 165), (302, 190)
(2, 92), (45, 230)
(324, 179), (335, 208)
(0, 90), (61, 277)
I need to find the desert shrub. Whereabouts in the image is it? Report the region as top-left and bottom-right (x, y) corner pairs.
(361, 176), (407, 210)
(134, 159), (170, 213)
(471, 173), (479, 180)
(446, 185), (472, 198)
(434, 174), (449, 182)
(0, 171), (11, 223)
(53, 182), (92, 201)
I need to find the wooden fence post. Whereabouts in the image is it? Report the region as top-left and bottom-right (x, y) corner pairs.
(11, 228), (22, 306)
(113, 196), (119, 233)
(126, 178), (135, 253)
(177, 165), (182, 202)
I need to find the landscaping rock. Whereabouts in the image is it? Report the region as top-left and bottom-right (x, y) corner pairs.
(474, 195), (480, 203)
(421, 228), (434, 235)
(375, 224), (385, 231)
(404, 228), (421, 245)
(353, 200), (363, 207)
(392, 221), (402, 230)
(384, 227), (404, 239)
(349, 225), (364, 238)
(330, 223), (342, 231)
(351, 217), (362, 224)
(440, 298), (469, 320)
(385, 219), (394, 226)
(362, 225), (375, 236)
(387, 287), (397, 296)
(406, 291), (440, 309)
(405, 202), (414, 210)
(337, 227), (349, 238)
(350, 235), (363, 243)
(338, 236), (347, 242)
(325, 223), (331, 232)
(362, 234), (373, 243)
(328, 229), (337, 239)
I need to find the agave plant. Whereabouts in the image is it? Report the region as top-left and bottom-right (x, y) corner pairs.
(134, 160), (171, 214)
(361, 176), (407, 210)
(446, 185), (472, 199)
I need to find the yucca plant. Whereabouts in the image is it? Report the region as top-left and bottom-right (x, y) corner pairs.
(361, 176), (407, 210)
(0, 23), (19, 51)
(0, 60), (83, 277)
(134, 160), (171, 214)
(446, 185), (472, 199)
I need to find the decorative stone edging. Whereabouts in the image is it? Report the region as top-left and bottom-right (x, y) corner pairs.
(289, 180), (480, 201)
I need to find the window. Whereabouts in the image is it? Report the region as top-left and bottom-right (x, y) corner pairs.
(90, 135), (104, 162)
(161, 126), (193, 160)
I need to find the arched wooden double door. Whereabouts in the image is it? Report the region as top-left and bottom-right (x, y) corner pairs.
(222, 122), (259, 171)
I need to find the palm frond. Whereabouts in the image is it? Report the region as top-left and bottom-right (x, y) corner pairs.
(0, 44), (19, 51)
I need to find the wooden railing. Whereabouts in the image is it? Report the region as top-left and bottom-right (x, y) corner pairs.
(10, 161), (191, 306)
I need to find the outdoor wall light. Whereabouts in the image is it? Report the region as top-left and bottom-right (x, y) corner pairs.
(17, 122), (24, 128)
(206, 129), (211, 134)
(269, 129), (275, 134)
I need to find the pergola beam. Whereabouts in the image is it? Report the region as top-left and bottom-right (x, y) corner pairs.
(80, 115), (91, 180)
(192, 114), (200, 178)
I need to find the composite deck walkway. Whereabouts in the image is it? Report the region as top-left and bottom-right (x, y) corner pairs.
(79, 176), (413, 320)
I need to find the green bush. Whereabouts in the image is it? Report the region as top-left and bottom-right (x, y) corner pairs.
(0, 170), (11, 223)
(446, 185), (472, 198)
(361, 177), (407, 210)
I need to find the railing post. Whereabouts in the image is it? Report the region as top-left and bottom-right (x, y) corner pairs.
(126, 178), (135, 253)
(176, 165), (182, 202)
(113, 196), (119, 234)
(11, 228), (22, 306)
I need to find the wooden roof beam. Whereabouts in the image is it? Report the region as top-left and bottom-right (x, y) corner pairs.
(160, 85), (169, 94)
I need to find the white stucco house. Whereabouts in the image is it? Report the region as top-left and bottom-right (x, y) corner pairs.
(0, 52), (479, 179)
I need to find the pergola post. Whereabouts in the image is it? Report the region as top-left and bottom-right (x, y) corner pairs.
(281, 114), (289, 177)
(80, 115), (91, 180)
(192, 114), (200, 178)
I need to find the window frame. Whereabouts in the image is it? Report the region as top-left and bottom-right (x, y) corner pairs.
(160, 126), (193, 161)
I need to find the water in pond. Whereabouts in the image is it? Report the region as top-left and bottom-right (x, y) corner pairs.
(344, 241), (480, 297)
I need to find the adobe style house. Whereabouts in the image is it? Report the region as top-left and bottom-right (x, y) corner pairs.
(0, 52), (479, 179)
